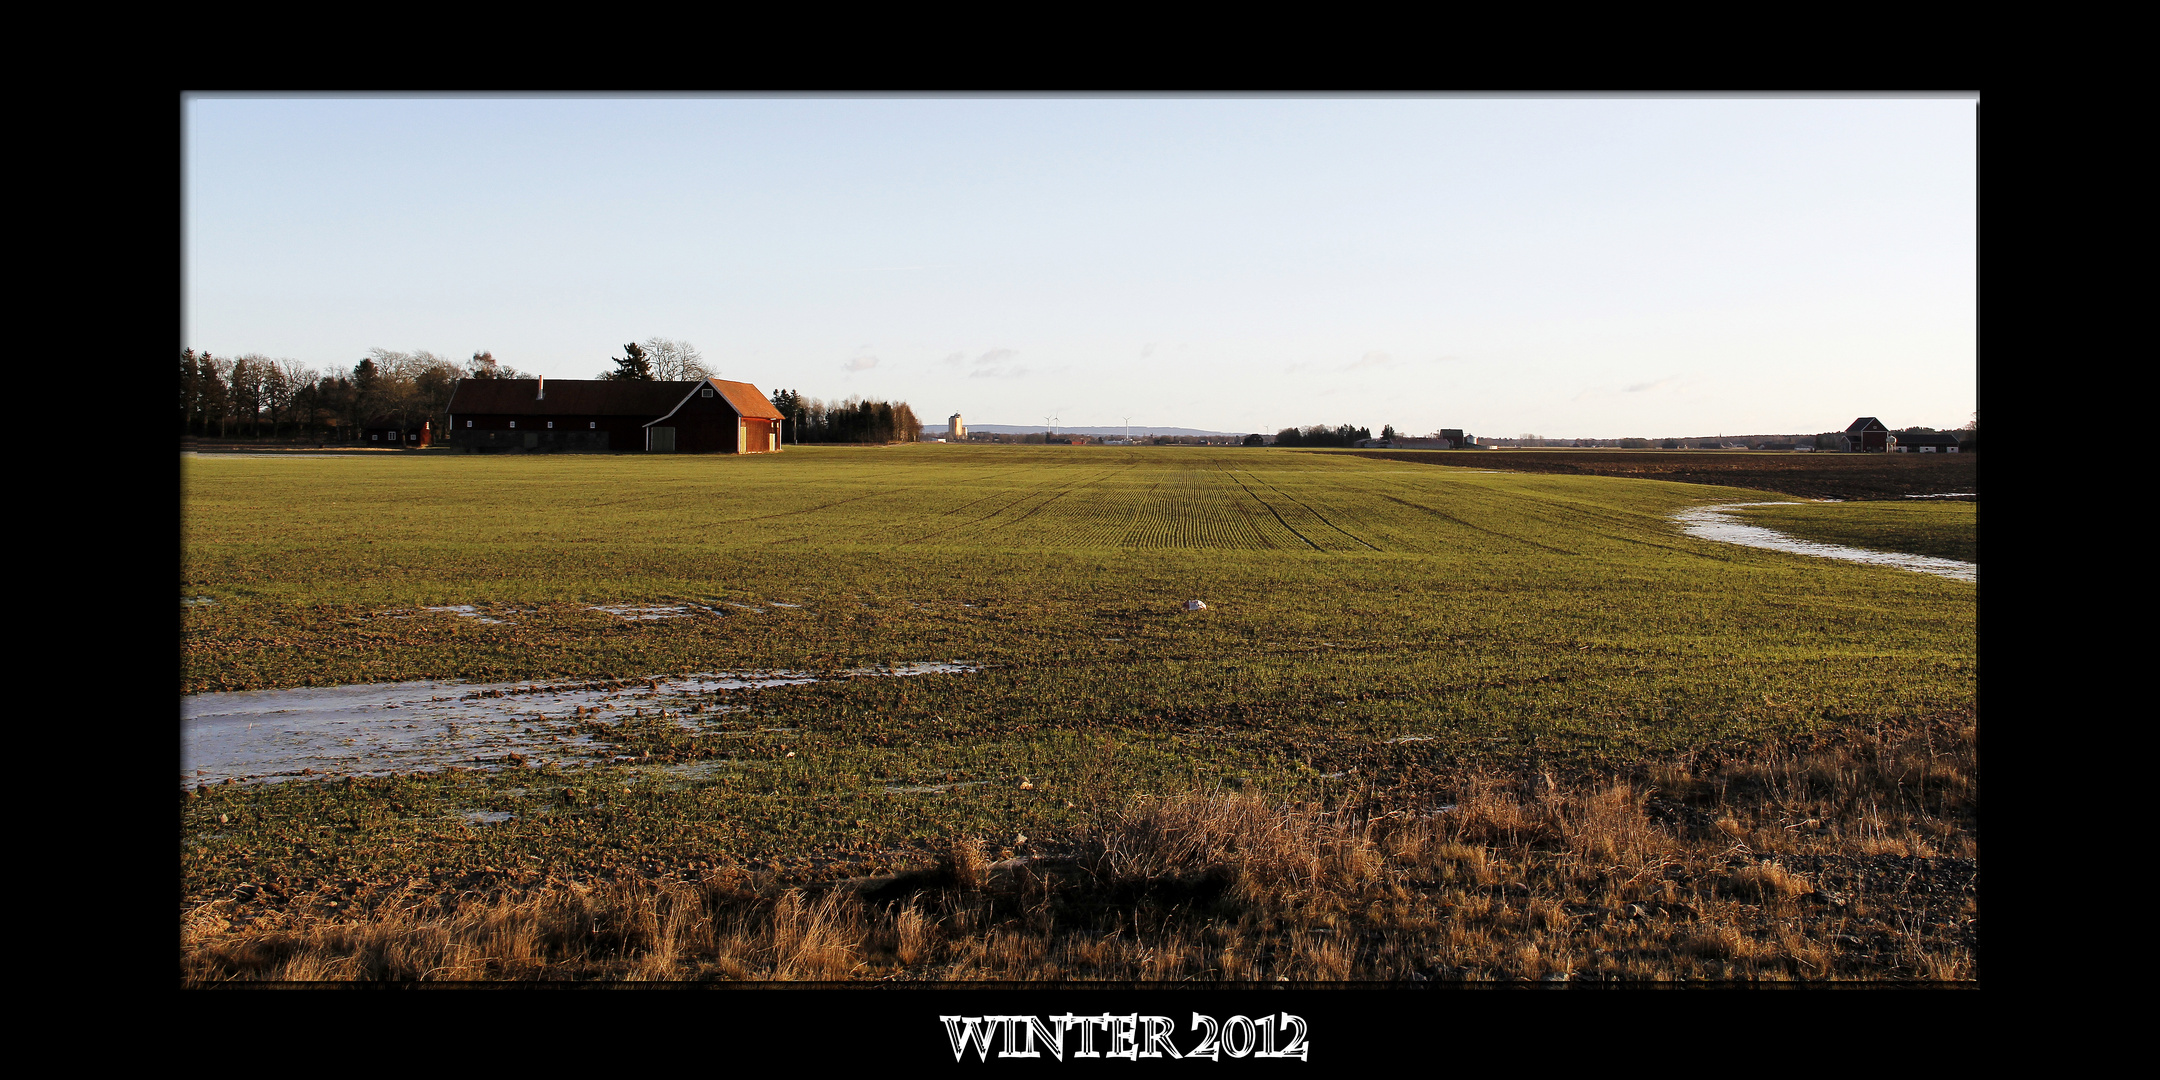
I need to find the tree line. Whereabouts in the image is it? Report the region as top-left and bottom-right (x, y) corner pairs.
(180, 337), (717, 441)
(1270, 423), (1378, 447)
(179, 348), (534, 439)
(767, 391), (922, 444)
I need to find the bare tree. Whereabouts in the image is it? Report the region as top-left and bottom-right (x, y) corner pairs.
(360, 348), (467, 431)
(642, 338), (713, 382)
(465, 350), (534, 380)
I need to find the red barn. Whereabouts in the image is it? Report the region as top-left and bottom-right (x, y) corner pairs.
(1842, 417), (1893, 453)
(445, 378), (786, 454)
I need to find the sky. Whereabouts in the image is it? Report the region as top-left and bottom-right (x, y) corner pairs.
(183, 95), (1977, 438)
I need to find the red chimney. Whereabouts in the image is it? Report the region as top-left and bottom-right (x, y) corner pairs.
(537, 376), (545, 400)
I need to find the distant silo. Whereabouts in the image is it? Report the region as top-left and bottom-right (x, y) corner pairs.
(949, 413), (965, 439)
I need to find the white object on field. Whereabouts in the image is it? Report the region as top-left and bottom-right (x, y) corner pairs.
(1183, 599), (1208, 611)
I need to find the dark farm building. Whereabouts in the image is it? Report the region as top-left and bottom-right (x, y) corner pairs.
(1842, 417), (1893, 452)
(1894, 431), (1964, 453)
(445, 378), (785, 453)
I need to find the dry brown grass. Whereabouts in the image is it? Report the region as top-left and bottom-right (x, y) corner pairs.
(182, 715), (1975, 983)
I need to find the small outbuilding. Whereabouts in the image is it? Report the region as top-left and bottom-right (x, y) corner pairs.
(445, 377), (786, 454)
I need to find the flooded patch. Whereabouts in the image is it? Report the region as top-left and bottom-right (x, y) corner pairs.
(183, 670), (811, 788)
(588, 604), (698, 621)
(182, 663), (979, 788)
(1675, 503), (1976, 583)
(183, 597), (215, 607)
(768, 602), (802, 609)
(1385, 736), (1435, 744)
(847, 662), (980, 677)
(423, 605), (505, 624)
(458, 810), (516, 824)
(1903, 492), (1978, 500)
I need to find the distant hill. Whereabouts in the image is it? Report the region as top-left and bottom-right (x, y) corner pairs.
(964, 424), (1248, 437)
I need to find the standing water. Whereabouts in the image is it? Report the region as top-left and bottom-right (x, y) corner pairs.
(1673, 503), (1975, 583)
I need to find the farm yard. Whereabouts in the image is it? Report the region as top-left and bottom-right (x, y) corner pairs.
(181, 445), (1976, 982)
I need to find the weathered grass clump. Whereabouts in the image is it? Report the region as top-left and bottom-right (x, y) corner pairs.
(183, 715), (1974, 983)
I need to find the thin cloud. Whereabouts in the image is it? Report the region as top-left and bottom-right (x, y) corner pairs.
(841, 354), (880, 373)
(1344, 350), (1394, 372)
(967, 348), (1025, 378)
(1576, 374), (1686, 401)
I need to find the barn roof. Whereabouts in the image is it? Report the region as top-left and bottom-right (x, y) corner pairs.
(447, 378), (784, 420)
(1845, 417), (1890, 433)
(708, 380), (784, 420)
(448, 379), (695, 417)
(1899, 431), (1962, 447)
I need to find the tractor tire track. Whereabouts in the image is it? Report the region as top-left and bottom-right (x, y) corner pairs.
(1219, 470), (1323, 551)
(1239, 471), (1382, 551)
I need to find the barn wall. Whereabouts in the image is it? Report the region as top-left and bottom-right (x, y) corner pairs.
(448, 392), (781, 454)
(669, 391), (741, 453)
(455, 428), (614, 452)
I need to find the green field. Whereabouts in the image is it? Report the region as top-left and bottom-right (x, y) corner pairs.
(183, 446), (1975, 891)
(1726, 499), (1976, 564)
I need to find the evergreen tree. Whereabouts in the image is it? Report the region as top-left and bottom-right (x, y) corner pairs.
(600, 342), (655, 381)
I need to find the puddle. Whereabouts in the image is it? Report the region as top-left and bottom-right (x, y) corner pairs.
(183, 671), (812, 787)
(1385, 736), (1435, 744)
(1674, 503), (1975, 583)
(588, 604), (699, 621)
(458, 810), (516, 824)
(424, 605), (506, 624)
(1903, 492), (1978, 500)
(183, 597), (215, 607)
(769, 602), (802, 609)
(846, 662), (979, 677)
(182, 663), (979, 788)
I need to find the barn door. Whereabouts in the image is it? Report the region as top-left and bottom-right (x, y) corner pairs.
(649, 427), (676, 453)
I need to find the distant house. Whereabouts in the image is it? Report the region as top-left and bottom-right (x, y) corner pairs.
(1357, 429), (1482, 450)
(1895, 432), (1963, 453)
(1842, 417), (1894, 453)
(445, 377), (785, 454)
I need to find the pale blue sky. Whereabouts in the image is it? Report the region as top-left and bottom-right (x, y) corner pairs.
(184, 95), (1976, 437)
